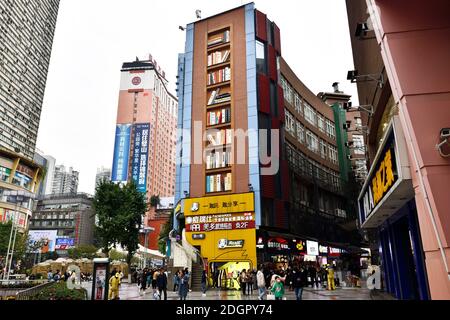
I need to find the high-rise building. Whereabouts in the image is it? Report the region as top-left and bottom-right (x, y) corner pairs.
(95, 166), (111, 187)
(173, 3), (363, 286)
(29, 193), (96, 254)
(346, 0), (450, 299)
(111, 56), (178, 218)
(0, 0), (60, 160)
(51, 165), (79, 195)
(33, 149), (56, 197)
(0, 1), (59, 232)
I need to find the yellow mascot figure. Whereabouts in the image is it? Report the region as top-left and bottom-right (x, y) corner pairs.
(109, 273), (121, 300)
(327, 266), (336, 291)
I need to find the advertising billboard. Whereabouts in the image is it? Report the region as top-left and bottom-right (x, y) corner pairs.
(307, 240), (319, 256)
(0, 209), (27, 228)
(55, 238), (75, 250)
(131, 123), (150, 193)
(29, 230), (58, 253)
(111, 124), (132, 183)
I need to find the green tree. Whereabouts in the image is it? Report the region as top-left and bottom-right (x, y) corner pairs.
(158, 210), (174, 255)
(93, 181), (123, 254)
(150, 195), (161, 208)
(94, 180), (147, 275)
(67, 245), (99, 260)
(119, 181), (147, 270)
(0, 222), (29, 267)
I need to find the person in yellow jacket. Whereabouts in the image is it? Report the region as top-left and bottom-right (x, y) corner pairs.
(109, 273), (121, 300)
(326, 265), (336, 291)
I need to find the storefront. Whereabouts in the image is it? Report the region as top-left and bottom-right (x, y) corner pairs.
(182, 193), (257, 290)
(358, 117), (430, 300)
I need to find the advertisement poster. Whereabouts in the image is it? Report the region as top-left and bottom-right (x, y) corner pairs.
(111, 124), (132, 183)
(29, 230), (58, 253)
(55, 238), (75, 250)
(94, 266), (107, 300)
(131, 123), (150, 193)
(307, 240), (319, 256)
(0, 209), (27, 228)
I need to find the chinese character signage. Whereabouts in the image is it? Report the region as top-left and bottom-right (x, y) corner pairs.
(358, 127), (400, 225)
(55, 238), (75, 250)
(111, 124), (132, 183)
(131, 123), (150, 193)
(186, 212), (255, 232)
(184, 193), (254, 216)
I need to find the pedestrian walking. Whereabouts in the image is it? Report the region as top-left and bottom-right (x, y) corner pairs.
(173, 270), (180, 292)
(246, 270), (254, 295)
(108, 272), (121, 300)
(271, 276), (285, 300)
(140, 268), (148, 295)
(47, 269), (53, 281)
(239, 269), (247, 296)
(178, 270), (190, 300)
(152, 269), (159, 290)
(201, 270), (207, 297)
(257, 266), (266, 300)
(293, 267), (307, 301)
(157, 268), (168, 300)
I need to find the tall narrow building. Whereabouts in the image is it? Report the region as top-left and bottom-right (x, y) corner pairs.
(173, 3), (363, 287)
(111, 56), (178, 219)
(0, 0), (60, 231)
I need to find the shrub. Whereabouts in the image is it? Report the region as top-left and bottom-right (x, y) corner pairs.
(30, 281), (87, 300)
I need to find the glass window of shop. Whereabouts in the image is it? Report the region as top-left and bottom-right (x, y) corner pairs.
(0, 166), (11, 182)
(11, 172), (33, 190)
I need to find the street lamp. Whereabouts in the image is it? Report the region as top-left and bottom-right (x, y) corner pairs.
(2, 190), (35, 281)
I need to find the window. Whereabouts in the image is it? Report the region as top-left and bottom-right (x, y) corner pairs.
(296, 121), (305, 144)
(281, 76), (293, 104)
(328, 145), (338, 164)
(256, 41), (266, 74)
(304, 102), (316, 126)
(320, 140), (328, 159)
(353, 135), (365, 155)
(294, 94), (302, 114)
(318, 114), (325, 133)
(285, 111), (295, 136)
(306, 130), (319, 153)
(355, 117), (363, 128)
(326, 119), (336, 140)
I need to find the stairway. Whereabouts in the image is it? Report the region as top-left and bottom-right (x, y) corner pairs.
(190, 261), (204, 292)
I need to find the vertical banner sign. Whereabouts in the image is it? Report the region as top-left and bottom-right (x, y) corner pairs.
(111, 124), (132, 183)
(132, 123), (150, 193)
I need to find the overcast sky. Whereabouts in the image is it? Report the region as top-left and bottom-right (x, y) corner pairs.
(36, 0), (358, 195)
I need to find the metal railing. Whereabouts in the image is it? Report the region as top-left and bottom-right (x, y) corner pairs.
(16, 281), (54, 300)
(0, 280), (51, 300)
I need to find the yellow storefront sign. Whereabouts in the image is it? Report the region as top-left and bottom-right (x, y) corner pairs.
(371, 149), (396, 206)
(184, 193), (254, 216)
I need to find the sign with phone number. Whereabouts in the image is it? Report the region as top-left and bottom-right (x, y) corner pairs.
(186, 220), (256, 232)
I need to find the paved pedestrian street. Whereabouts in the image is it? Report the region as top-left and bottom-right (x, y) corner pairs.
(111, 283), (389, 301)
